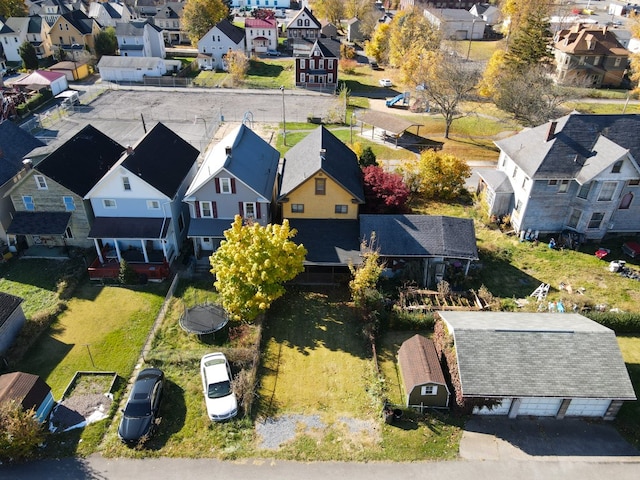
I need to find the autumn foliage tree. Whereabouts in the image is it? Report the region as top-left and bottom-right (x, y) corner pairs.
(364, 23), (390, 64)
(401, 150), (471, 201)
(226, 49), (249, 85)
(387, 9), (440, 69)
(0, 401), (45, 463)
(210, 216), (307, 321)
(362, 165), (410, 214)
(182, 0), (229, 45)
(0, 0), (27, 18)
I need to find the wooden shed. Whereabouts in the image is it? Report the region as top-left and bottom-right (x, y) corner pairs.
(0, 372), (55, 422)
(398, 334), (450, 410)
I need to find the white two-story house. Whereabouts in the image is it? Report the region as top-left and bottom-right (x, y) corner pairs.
(197, 19), (245, 71)
(116, 19), (166, 58)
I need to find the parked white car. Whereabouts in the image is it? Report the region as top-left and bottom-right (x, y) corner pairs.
(379, 78), (393, 87)
(200, 352), (238, 421)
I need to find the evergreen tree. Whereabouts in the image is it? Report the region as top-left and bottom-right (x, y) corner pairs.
(505, 11), (553, 70)
(94, 27), (118, 59)
(18, 41), (39, 71)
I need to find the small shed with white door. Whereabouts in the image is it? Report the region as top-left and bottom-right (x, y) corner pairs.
(11, 70), (69, 95)
(435, 311), (636, 420)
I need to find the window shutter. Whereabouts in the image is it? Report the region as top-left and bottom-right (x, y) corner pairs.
(195, 201), (201, 218)
(231, 178), (236, 193)
(238, 202), (244, 216)
(214, 178), (220, 193)
(256, 202), (262, 219)
(212, 201), (218, 218)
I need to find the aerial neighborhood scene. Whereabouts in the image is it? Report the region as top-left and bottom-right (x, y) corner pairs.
(2, 0), (640, 475)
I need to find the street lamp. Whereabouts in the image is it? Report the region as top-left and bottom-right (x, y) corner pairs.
(280, 85), (287, 146)
(466, 19), (477, 60)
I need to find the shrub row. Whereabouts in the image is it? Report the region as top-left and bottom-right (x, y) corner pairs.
(16, 90), (53, 115)
(583, 311), (640, 334)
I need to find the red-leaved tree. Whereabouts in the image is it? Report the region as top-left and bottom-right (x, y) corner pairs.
(362, 165), (409, 214)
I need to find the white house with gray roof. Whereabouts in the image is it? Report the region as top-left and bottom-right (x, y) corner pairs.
(423, 8), (485, 40)
(97, 55), (180, 81)
(197, 19), (245, 71)
(116, 19), (165, 58)
(88, 0), (134, 28)
(183, 124), (280, 258)
(482, 113), (640, 241)
(436, 311), (636, 419)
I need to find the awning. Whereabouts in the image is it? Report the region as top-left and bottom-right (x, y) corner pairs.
(88, 217), (171, 239)
(187, 218), (233, 238)
(7, 212), (71, 235)
(358, 110), (422, 137)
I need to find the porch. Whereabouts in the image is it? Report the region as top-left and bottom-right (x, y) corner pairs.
(87, 249), (170, 281)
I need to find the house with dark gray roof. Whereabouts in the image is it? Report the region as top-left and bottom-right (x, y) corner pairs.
(152, 2), (188, 45)
(49, 9), (102, 57)
(360, 214), (479, 288)
(0, 121), (45, 240)
(5, 125), (123, 253)
(398, 334), (450, 410)
(116, 19), (166, 58)
(85, 123), (199, 280)
(197, 19), (245, 71)
(436, 311), (636, 419)
(88, 0), (134, 28)
(183, 124), (280, 259)
(0, 292), (25, 355)
(485, 113), (640, 241)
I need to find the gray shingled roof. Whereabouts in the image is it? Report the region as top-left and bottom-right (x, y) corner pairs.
(475, 168), (513, 193)
(0, 121), (45, 186)
(88, 217), (170, 239)
(439, 311), (637, 400)
(495, 114), (640, 181)
(0, 292), (23, 328)
(115, 20), (147, 36)
(359, 214), (479, 260)
(216, 19), (244, 45)
(7, 212), (72, 236)
(279, 126), (364, 203)
(288, 219), (362, 266)
(97, 55), (162, 69)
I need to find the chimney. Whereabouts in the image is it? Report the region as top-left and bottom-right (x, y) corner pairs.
(225, 146), (232, 156)
(22, 158), (33, 170)
(546, 121), (558, 142)
(126, 145), (134, 155)
(320, 148), (326, 159)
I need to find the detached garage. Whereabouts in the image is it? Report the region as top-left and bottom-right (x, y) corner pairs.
(435, 311), (636, 420)
(97, 56), (167, 82)
(398, 334), (450, 410)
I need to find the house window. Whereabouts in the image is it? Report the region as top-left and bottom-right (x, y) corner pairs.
(103, 199), (117, 209)
(23, 195), (35, 211)
(612, 160), (623, 173)
(619, 192), (633, 209)
(290, 203), (304, 213)
(628, 179), (640, 186)
(598, 181), (617, 201)
(300, 73), (305, 83)
(567, 208), (581, 229)
(304, 19), (310, 26)
(178, 213), (185, 232)
(335, 205), (348, 214)
(614, 57), (622, 67)
(147, 200), (160, 210)
(63, 196), (75, 211)
(558, 179), (570, 193)
(548, 180), (557, 186)
(521, 177), (529, 189)
(515, 199), (522, 212)
(512, 166), (518, 178)
(577, 182), (591, 199)
(35, 175), (48, 190)
(201, 201), (213, 218)
(421, 385), (437, 395)
(588, 212), (605, 229)
(315, 178), (326, 195)
(594, 56), (600, 66)
(220, 178), (232, 193)
(297, 19), (302, 26)
(122, 176), (131, 190)
(244, 202), (256, 218)
(300, 58), (305, 68)
(64, 227), (73, 239)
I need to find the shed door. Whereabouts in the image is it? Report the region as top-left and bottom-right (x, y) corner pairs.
(565, 399), (611, 417)
(518, 397), (562, 416)
(473, 398), (512, 415)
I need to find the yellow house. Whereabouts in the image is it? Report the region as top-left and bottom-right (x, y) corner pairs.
(278, 126), (364, 220)
(49, 10), (101, 57)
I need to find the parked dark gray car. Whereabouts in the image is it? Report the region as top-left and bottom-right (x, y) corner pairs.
(118, 368), (164, 444)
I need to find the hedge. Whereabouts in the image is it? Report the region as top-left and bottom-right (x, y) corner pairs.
(583, 311), (640, 334)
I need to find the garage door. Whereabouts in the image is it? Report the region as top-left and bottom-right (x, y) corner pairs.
(565, 398), (611, 417)
(473, 398), (512, 415)
(518, 398), (562, 416)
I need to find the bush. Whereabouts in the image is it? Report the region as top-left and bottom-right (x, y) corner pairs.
(0, 401), (45, 463)
(584, 312), (640, 334)
(387, 308), (435, 330)
(118, 259), (138, 285)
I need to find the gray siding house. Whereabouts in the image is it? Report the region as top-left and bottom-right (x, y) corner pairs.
(0, 292), (25, 355)
(483, 113), (640, 240)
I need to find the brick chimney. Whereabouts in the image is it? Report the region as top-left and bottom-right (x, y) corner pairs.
(546, 121), (558, 142)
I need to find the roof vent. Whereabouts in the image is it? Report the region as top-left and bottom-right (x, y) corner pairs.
(320, 148), (326, 159)
(225, 146), (232, 156)
(546, 121), (558, 142)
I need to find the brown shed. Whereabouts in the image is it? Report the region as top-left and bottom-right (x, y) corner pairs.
(398, 334), (450, 410)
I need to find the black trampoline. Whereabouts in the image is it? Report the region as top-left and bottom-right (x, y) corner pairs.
(179, 302), (229, 335)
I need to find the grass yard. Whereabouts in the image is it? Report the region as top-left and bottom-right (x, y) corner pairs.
(616, 336), (640, 448)
(562, 101), (640, 115)
(244, 58), (295, 89)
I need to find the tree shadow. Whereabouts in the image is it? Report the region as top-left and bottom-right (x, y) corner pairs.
(1, 456), (107, 479)
(143, 379), (187, 451)
(247, 60), (284, 77)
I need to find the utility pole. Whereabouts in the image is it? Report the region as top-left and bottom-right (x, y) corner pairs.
(280, 86), (287, 146)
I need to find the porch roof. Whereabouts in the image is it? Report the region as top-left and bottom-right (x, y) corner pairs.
(187, 218), (232, 238)
(7, 212), (71, 235)
(88, 217), (170, 239)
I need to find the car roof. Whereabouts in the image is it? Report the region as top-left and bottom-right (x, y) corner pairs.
(201, 353), (230, 383)
(131, 368), (163, 398)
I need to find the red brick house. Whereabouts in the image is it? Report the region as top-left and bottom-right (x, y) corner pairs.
(295, 38), (339, 91)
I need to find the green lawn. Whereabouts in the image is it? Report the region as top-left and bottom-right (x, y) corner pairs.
(616, 336), (640, 448)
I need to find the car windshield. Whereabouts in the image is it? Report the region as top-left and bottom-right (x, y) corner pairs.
(208, 380), (231, 399)
(124, 401), (150, 417)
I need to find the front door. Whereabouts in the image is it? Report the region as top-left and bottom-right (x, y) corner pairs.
(201, 237), (213, 250)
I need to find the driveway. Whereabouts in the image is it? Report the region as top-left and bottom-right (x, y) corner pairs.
(460, 417), (640, 461)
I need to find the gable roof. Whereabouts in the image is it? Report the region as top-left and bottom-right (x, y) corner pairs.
(427, 8), (477, 21)
(0, 292), (23, 328)
(97, 55), (163, 69)
(28, 15), (44, 34)
(398, 335), (447, 392)
(359, 215), (479, 260)
(0, 121), (45, 186)
(554, 24), (628, 56)
(495, 113), (640, 181)
(215, 18), (244, 44)
(35, 124), (124, 196)
(58, 9), (96, 34)
(185, 124), (278, 200)
(316, 37), (340, 58)
(0, 372), (51, 411)
(117, 122), (199, 198)
(115, 19), (149, 36)
(288, 6), (321, 29)
(279, 126), (364, 202)
(245, 18), (277, 29)
(475, 168), (513, 194)
(439, 311), (636, 400)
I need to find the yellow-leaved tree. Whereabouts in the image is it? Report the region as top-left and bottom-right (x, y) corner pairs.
(210, 216), (307, 321)
(364, 23), (390, 64)
(400, 150), (471, 200)
(629, 12), (640, 94)
(388, 9), (440, 68)
(182, 0), (229, 46)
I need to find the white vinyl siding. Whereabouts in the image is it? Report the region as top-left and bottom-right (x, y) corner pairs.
(565, 398), (611, 417)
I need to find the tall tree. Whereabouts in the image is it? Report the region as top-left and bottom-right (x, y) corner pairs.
(182, 0), (229, 46)
(409, 51), (480, 139)
(210, 216), (307, 321)
(364, 23), (390, 64)
(361, 165), (409, 214)
(18, 41), (38, 71)
(0, 0), (27, 18)
(388, 9), (440, 68)
(94, 27), (118, 59)
(629, 12), (640, 94)
(309, 0), (344, 25)
(501, 0), (553, 40)
(478, 49), (508, 98)
(401, 150), (471, 201)
(504, 10), (553, 70)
